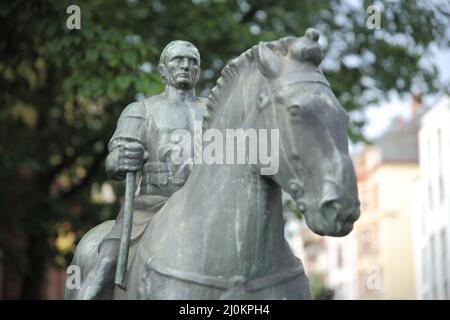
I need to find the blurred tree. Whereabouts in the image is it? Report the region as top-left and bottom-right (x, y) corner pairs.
(0, 0), (448, 298)
(309, 272), (335, 300)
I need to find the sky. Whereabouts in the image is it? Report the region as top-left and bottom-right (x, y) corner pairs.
(362, 47), (450, 142)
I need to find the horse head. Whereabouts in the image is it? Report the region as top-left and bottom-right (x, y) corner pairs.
(252, 29), (360, 236)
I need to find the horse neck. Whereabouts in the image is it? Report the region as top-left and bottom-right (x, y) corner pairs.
(185, 162), (286, 269)
(206, 63), (260, 131)
(189, 64), (269, 214)
(184, 67), (286, 268)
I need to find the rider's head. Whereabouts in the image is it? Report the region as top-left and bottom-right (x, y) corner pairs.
(159, 40), (201, 90)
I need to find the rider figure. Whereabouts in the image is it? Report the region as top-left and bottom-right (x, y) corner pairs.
(77, 40), (206, 299)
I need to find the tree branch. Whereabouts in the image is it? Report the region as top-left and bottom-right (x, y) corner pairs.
(239, 0), (276, 24)
(46, 135), (106, 184)
(61, 146), (108, 198)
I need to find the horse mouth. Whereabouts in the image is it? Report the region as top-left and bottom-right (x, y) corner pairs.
(330, 207), (360, 236)
(304, 206), (360, 237)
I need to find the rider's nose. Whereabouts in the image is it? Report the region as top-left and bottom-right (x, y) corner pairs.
(180, 58), (189, 70)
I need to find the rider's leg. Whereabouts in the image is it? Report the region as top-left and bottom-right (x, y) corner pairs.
(76, 238), (119, 300)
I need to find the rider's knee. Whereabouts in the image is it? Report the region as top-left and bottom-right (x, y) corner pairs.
(98, 238), (120, 257)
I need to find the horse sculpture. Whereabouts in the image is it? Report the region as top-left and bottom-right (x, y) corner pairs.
(122, 29), (360, 299)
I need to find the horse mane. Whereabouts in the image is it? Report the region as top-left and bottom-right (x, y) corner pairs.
(203, 37), (296, 129)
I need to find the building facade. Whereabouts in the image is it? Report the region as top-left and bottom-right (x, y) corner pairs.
(411, 96), (450, 300)
(324, 234), (358, 299)
(352, 107), (421, 299)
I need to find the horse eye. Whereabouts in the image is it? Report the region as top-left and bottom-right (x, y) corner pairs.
(287, 105), (301, 119)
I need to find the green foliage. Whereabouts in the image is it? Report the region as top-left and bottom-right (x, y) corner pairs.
(0, 0), (448, 298)
(309, 272), (335, 300)
(282, 197), (303, 223)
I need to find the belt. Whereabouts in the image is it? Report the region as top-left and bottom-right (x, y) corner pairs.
(143, 162), (174, 173)
(141, 162), (187, 187)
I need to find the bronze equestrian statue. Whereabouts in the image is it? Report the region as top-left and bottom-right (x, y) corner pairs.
(66, 29), (360, 300)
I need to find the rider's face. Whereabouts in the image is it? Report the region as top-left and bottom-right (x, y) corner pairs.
(164, 47), (200, 89)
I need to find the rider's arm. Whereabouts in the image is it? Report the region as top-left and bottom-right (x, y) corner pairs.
(106, 102), (147, 180)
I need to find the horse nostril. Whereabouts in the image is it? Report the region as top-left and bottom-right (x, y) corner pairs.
(320, 199), (341, 213)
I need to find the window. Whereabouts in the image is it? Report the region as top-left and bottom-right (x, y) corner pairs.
(421, 201), (426, 235)
(427, 137), (434, 211)
(428, 182), (434, 211)
(441, 229), (448, 299)
(360, 230), (371, 256)
(430, 235), (437, 299)
(371, 184), (378, 210)
(422, 247), (428, 285)
(358, 227), (379, 257)
(437, 128), (445, 205)
(360, 189), (369, 213)
(359, 184), (378, 212)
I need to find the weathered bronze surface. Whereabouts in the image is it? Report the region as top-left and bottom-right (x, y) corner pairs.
(66, 29), (360, 300)
(66, 40), (206, 299)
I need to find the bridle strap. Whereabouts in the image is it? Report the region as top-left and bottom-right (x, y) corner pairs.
(269, 79), (330, 96)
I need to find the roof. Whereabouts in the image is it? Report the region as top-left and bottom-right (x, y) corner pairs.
(375, 110), (423, 163)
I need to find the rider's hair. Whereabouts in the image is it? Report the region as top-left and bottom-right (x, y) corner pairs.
(159, 40), (201, 67)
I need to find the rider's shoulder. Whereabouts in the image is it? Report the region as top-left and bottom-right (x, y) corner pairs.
(120, 101), (146, 118)
(141, 95), (168, 114)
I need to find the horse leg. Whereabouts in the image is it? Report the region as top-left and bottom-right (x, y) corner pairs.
(75, 239), (119, 300)
(64, 220), (115, 300)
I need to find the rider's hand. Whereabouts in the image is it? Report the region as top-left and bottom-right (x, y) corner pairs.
(118, 142), (147, 173)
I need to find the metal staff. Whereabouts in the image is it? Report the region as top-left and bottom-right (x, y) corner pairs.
(115, 171), (136, 289)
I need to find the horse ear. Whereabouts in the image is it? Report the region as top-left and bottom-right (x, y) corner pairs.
(256, 42), (282, 79)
